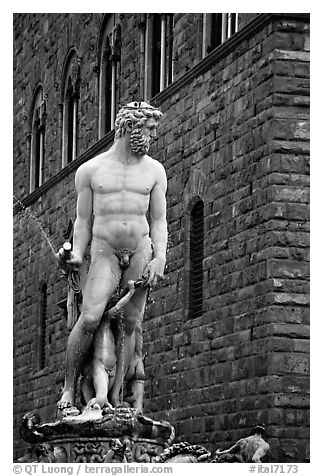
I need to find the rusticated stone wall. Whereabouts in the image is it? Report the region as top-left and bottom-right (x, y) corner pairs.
(13, 13), (310, 462)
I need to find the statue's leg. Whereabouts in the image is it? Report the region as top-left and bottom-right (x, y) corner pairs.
(122, 324), (145, 410)
(109, 239), (151, 408)
(127, 351), (145, 411)
(88, 319), (117, 408)
(87, 358), (110, 408)
(58, 254), (121, 410)
(80, 364), (94, 404)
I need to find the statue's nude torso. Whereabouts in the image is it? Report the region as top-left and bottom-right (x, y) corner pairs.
(87, 151), (158, 257)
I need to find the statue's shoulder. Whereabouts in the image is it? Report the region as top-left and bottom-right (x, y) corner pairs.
(144, 156), (167, 190)
(77, 151), (111, 174)
(144, 155), (166, 173)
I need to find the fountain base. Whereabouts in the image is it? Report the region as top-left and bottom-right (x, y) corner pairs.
(18, 408), (175, 463)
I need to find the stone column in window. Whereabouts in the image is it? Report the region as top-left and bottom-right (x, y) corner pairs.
(227, 13), (233, 39)
(202, 13), (208, 58)
(110, 62), (116, 127)
(221, 13), (228, 43)
(160, 14), (167, 91)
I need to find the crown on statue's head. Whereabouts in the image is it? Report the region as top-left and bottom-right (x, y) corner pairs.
(124, 101), (159, 111)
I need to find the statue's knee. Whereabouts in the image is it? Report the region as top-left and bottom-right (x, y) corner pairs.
(104, 354), (117, 371)
(81, 311), (101, 332)
(135, 362), (145, 381)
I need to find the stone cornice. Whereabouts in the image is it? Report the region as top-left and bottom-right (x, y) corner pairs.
(13, 12), (309, 215)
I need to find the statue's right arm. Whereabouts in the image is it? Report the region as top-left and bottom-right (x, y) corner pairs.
(70, 163), (93, 265)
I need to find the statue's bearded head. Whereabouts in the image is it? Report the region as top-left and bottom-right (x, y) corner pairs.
(114, 102), (163, 155)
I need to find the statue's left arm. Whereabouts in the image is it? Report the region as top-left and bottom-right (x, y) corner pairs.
(144, 161), (168, 287)
(216, 439), (243, 456)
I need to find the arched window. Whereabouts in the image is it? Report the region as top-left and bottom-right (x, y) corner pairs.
(144, 13), (174, 99)
(189, 200), (204, 318)
(202, 13), (239, 58)
(29, 86), (46, 192)
(38, 283), (47, 370)
(98, 15), (121, 138)
(61, 50), (80, 167)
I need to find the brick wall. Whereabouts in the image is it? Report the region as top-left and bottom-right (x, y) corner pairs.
(13, 13), (310, 462)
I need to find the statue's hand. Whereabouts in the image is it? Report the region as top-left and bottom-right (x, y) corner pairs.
(56, 248), (82, 272)
(143, 256), (166, 287)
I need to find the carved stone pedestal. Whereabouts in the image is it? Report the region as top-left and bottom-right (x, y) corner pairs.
(19, 408), (175, 463)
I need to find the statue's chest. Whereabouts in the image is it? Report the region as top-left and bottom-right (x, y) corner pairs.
(91, 166), (153, 195)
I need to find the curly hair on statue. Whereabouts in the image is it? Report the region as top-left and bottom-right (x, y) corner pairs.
(114, 102), (163, 140)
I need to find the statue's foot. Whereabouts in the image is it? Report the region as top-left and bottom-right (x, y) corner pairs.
(59, 399), (103, 422)
(110, 395), (121, 408)
(118, 401), (131, 409)
(57, 399), (80, 419)
(76, 400), (103, 421)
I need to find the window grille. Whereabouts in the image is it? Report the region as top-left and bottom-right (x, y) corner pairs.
(39, 283), (47, 369)
(189, 201), (204, 318)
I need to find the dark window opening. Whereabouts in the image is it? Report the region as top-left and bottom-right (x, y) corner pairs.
(67, 92), (74, 164)
(165, 14), (174, 88)
(34, 118), (41, 189)
(189, 201), (204, 318)
(39, 283), (47, 369)
(230, 13), (237, 37)
(104, 47), (113, 133)
(208, 13), (222, 53)
(152, 15), (162, 97)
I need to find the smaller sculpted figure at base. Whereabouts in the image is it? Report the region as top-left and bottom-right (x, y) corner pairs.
(103, 439), (126, 463)
(56, 101), (167, 417)
(81, 306), (146, 412)
(214, 424), (270, 463)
